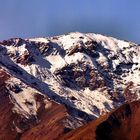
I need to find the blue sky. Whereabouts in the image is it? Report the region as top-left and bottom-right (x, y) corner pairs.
(0, 0), (140, 43)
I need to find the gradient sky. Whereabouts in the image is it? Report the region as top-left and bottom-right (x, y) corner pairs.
(0, 0), (140, 43)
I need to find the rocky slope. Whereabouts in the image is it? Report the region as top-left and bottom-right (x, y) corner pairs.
(0, 32), (140, 139)
(59, 100), (140, 140)
(0, 67), (68, 140)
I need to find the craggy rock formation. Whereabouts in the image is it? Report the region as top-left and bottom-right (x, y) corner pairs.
(59, 101), (140, 140)
(54, 62), (105, 90)
(0, 32), (140, 139)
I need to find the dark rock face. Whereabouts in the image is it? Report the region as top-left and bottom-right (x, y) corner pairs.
(54, 62), (105, 90)
(67, 40), (99, 57)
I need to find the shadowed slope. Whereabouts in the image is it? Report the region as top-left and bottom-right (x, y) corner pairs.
(59, 101), (140, 140)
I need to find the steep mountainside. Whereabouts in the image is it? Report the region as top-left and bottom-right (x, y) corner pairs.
(0, 67), (67, 140)
(0, 32), (140, 139)
(59, 100), (140, 140)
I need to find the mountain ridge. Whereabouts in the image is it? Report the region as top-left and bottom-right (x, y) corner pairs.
(59, 100), (140, 140)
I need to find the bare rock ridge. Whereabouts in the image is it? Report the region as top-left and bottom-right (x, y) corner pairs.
(0, 32), (140, 139)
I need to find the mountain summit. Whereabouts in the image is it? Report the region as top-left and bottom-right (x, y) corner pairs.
(0, 32), (140, 139)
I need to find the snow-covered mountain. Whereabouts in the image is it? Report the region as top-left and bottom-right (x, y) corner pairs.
(0, 32), (140, 139)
